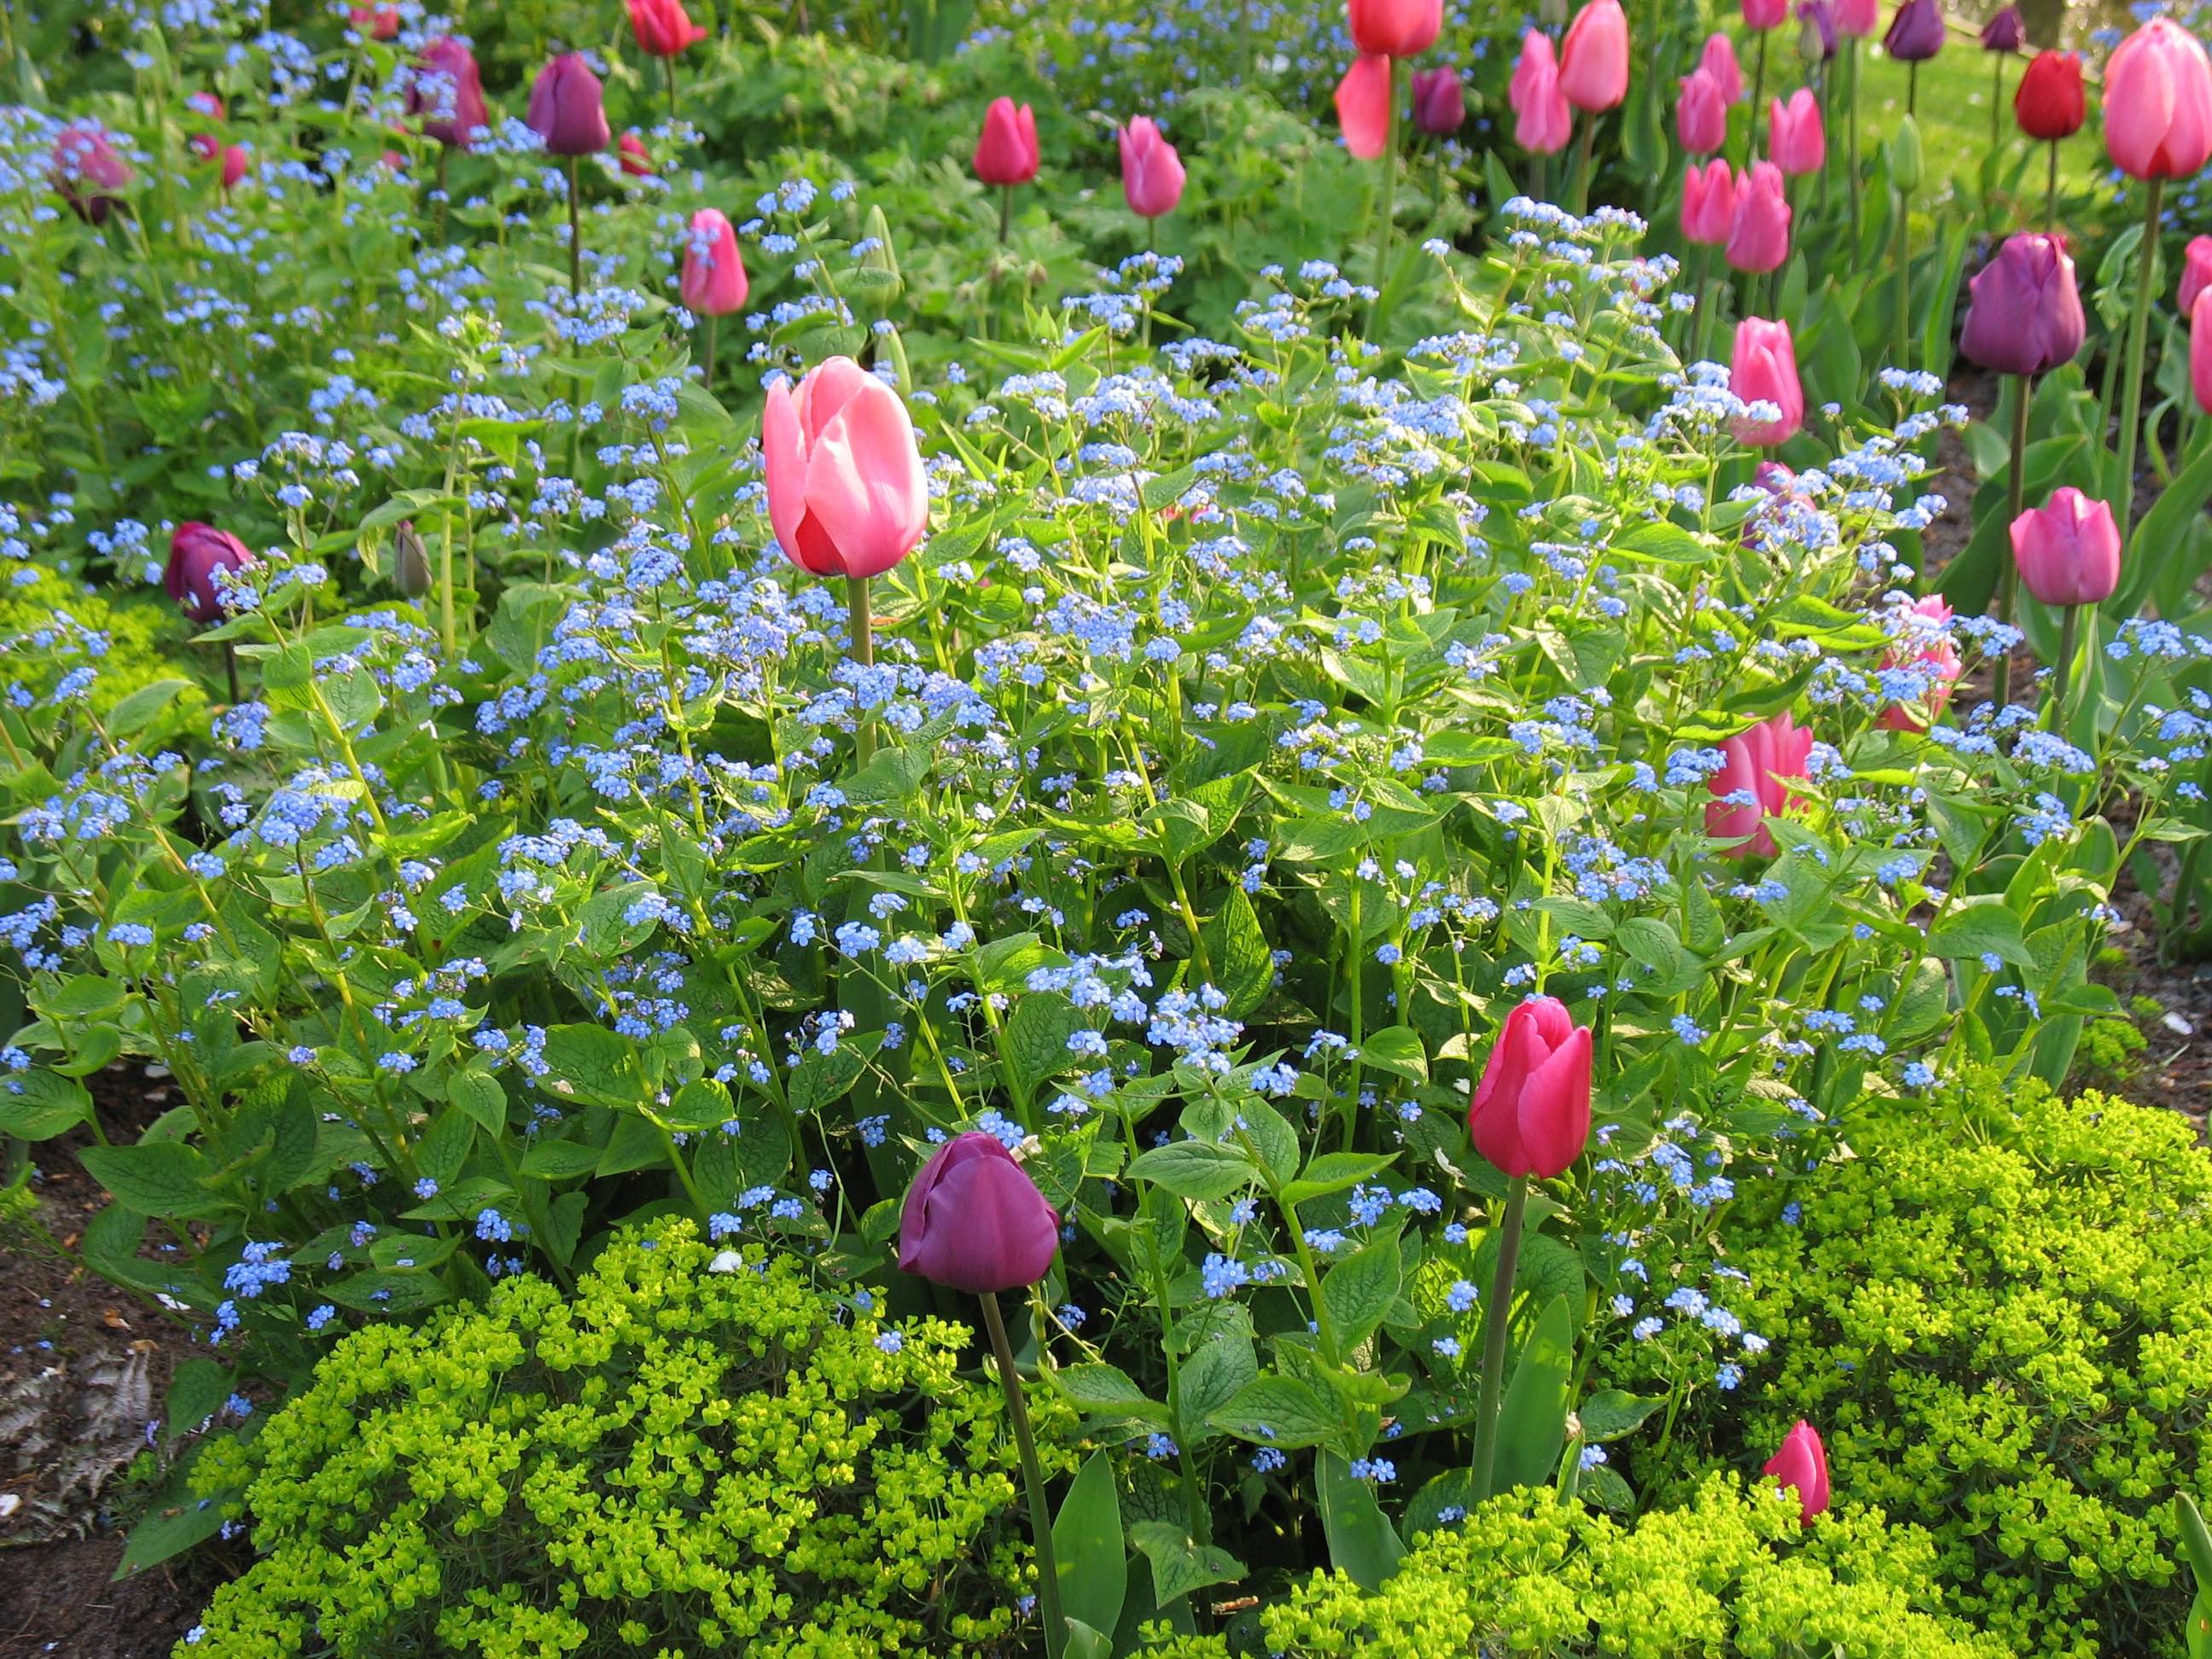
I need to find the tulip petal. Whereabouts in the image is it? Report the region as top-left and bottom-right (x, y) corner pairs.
(1518, 1023), (1592, 1179)
(805, 377), (929, 579)
(1335, 55), (1394, 160)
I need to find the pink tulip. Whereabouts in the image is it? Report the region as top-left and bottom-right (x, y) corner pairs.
(1682, 157), (1738, 244)
(1702, 32), (1746, 102)
(166, 523), (256, 624)
(2104, 19), (2212, 179)
(349, 3), (400, 37)
(410, 38), (488, 150)
(2180, 236), (2212, 313)
(218, 143), (249, 189)
(1744, 0), (1788, 28)
(1347, 0), (1442, 59)
(1118, 116), (1186, 218)
(629, 0), (707, 57)
(619, 131), (655, 178)
(1559, 0), (1630, 112)
(1761, 1421), (1831, 1523)
(1731, 317), (1804, 445)
(1833, 0), (1877, 32)
(1707, 710), (1813, 856)
(527, 52), (610, 157)
(762, 357), (929, 580)
(2194, 288), (2212, 414)
(2010, 487), (2121, 607)
(1724, 159), (1790, 273)
(973, 96), (1040, 185)
(1412, 66), (1466, 134)
(1511, 31), (1573, 153)
(1467, 997), (1592, 1181)
(1876, 597), (1962, 732)
(680, 209), (748, 317)
(1336, 55), (1394, 159)
(898, 1132), (1059, 1295)
(1678, 67), (1728, 154)
(50, 125), (131, 224)
(1768, 87), (1825, 173)
(185, 90), (225, 120)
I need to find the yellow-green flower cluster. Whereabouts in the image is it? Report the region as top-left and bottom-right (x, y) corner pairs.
(181, 1220), (1068, 1658)
(1725, 1071), (2212, 1658)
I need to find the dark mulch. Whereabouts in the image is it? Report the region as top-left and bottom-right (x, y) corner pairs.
(0, 1537), (208, 1659)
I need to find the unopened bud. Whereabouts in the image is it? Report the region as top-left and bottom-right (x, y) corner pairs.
(393, 520), (432, 599)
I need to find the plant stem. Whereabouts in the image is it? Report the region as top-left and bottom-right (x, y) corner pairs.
(1994, 374), (2030, 707)
(566, 154), (582, 299)
(1990, 53), (2004, 149)
(1375, 58), (1403, 294)
(664, 53), (678, 120)
(847, 573), (875, 764)
(1749, 31), (1769, 160)
(1907, 58), (1918, 118)
(702, 312), (719, 393)
(1845, 38), (1861, 252)
(222, 639), (240, 705)
(2046, 139), (2058, 231)
(980, 1292), (1065, 1659)
(1569, 110), (1596, 216)
(1471, 1173), (1530, 1501)
(1893, 178), (1911, 372)
(2115, 176), (2166, 543)
(434, 144), (449, 242)
(2050, 602), (2080, 731)
(999, 182), (1012, 245)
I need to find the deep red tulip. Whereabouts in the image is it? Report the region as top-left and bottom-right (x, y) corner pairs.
(973, 96), (1040, 185)
(897, 1132), (1059, 1295)
(763, 357), (929, 579)
(1876, 597), (1962, 732)
(1559, 0), (1630, 112)
(1707, 710), (1813, 856)
(1683, 157), (1738, 245)
(1118, 116), (1185, 218)
(2014, 49), (2085, 139)
(1412, 66), (1466, 134)
(1959, 232), (2083, 377)
(1724, 159), (1791, 273)
(1468, 997), (1592, 1181)
(527, 53), (610, 157)
(166, 523), (256, 624)
(2105, 20), (2212, 178)
(629, 0), (707, 56)
(1678, 67), (1728, 154)
(1730, 317), (1804, 445)
(2010, 487), (2121, 606)
(680, 208), (748, 316)
(1512, 31), (1573, 153)
(51, 125), (131, 224)
(410, 38), (488, 150)
(1762, 1421), (1831, 1523)
(1347, 0), (1442, 59)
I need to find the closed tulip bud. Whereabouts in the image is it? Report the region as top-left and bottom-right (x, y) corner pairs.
(1511, 31), (1574, 154)
(1412, 66), (1466, 134)
(679, 208), (748, 316)
(1730, 316), (1805, 445)
(858, 204), (904, 309)
(2195, 288), (2212, 414)
(1117, 116), (1185, 218)
(1959, 232), (2083, 376)
(618, 131), (654, 177)
(1677, 68), (1728, 154)
(348, 3), (399, 38)
(1762, 1421), (1831, 1523)
(972, 96), (1040, 185)
(1883, 0), (1944, 61)
(1876, 597), (1962, 732)
(1467, 997), (1592, 1181)
(1888, 111), (1924, 189)
(897, 1132), (1059, 1295)
(1745, 0), (1787, 27)
(1559, 0), (1630, 112)
(1707, 709), (1813, 856)
(392, 521), (433, 599)
(218, 143), (249, 189)
(1981, 4), (2023, 51)
(166, 522), (256, 624)
(2104, 20), (2212, 179)
(1702, 31), (1746, 102)
(763, 357), (928, 579)
(410, 38), (489, 150)
(1798, 0), (1838, 62)
(50, 125), (131, 224)
(2014, 49), (2086, 139)
(1682, 157), (1738, 245)
(1336, 55), (1394, 159)
(1347, 0), (1442, 59)
(1725, 160), (1791, 273)
(628, 0), (707, 57)
(2011, 487), (2121, 606)
(1769, 87), (1825, 173)
(527, 53), (610, 157)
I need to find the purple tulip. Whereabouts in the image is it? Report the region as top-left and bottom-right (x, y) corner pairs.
(1797, 0), (1837, 61)
(1980, 4), (2023, 51)
(1883, 0), (1944, 61)
(527, 52), (611, 156)
(1412, 66), (1467, 135)
(897, 1132), (1059, 1295)
(1959, 232), (2084, 377)
(165, 522), (255, 623)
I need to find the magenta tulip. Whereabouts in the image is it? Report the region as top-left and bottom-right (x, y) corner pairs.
(973, 96), (1041, 185)
(2010, 488), (2121, 607)
(50, 125), (131, 224)
(1762, 1421), (1831, 1523)
(2195, 289), (2212, 414)
(2105, 20), (2212, 178)
(679, 209), (748, 317)
(1468, 997), (1592, 1181)
(1702, 32), (1747, 102)
(1959, 232), (2083, 377)
(1707, 710), (1813, 856)
(2180, 236), (2212, 313)
(1118, 116), (1186, 218)
(897, 1132), (1059, 1295)
(1512, 31), (1573, 153)
(1744, 0), (1788, 27)
(1347, 0), (1442, 59)
(1724, 159), (1790, 273)
(629, 0), (707, 56)
(763, 357), (929, 580)
(1559, 0), (1630, 112)
(1336, 54), (1394, 159)
(1833, 0), (1877, 34)
(1412, 66), (1466, 134)
(527, 53), (610, 156)
(1683, 157), (1738, 244)
(1730, 317), (1804, 445)
(1768, 87), (1825, 173)
(1876, 597), (1962, 732)
(166, 523), (256, 624)
(1678, 68), (1729, 154)
(1883, 0), (1944, 62)
(410, 38), (488, 150)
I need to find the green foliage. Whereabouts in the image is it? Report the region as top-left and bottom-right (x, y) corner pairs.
(0, 568), (193, 713)
(1720, 1071), (2212, 1658)
(182, 1220), (1072, 1657)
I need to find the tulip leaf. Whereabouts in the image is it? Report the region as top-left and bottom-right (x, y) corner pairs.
(1052, 1453), (1126, 1644)
(1484, 1294), (1575, 1500)
(1316, 1449), (1406, 1592)
(2112, 437), (2212, 616)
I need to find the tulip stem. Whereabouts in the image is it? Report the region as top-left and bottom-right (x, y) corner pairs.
(2050, 602), (2080, 731)
(1990, 54), (2004, 149)
(222, 640), (240, 707)
(1749, 30), (1768, 161)
(2115, 176), (2165, 545)
(1568, 112), (1595, 217)
(1374, 58), (1404, 299)
(2044, 140), (2058, 232)
(1471, 1172), (1530, 1502)
(847, 573), (875, 765)
(664, 53), (678, 121)
(998, 182), (1012, 245)
(701, 313), (718, 393)
(1907, 58), (1918, 117)
(566, 155), (582, 299)
(1845, 39), (1861, 253)
(979, 1292), (1065, 1659)
(434, 145), (448, 242)
(1994, 375), (2031, 708)
(1893, 178), (1911, 373)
